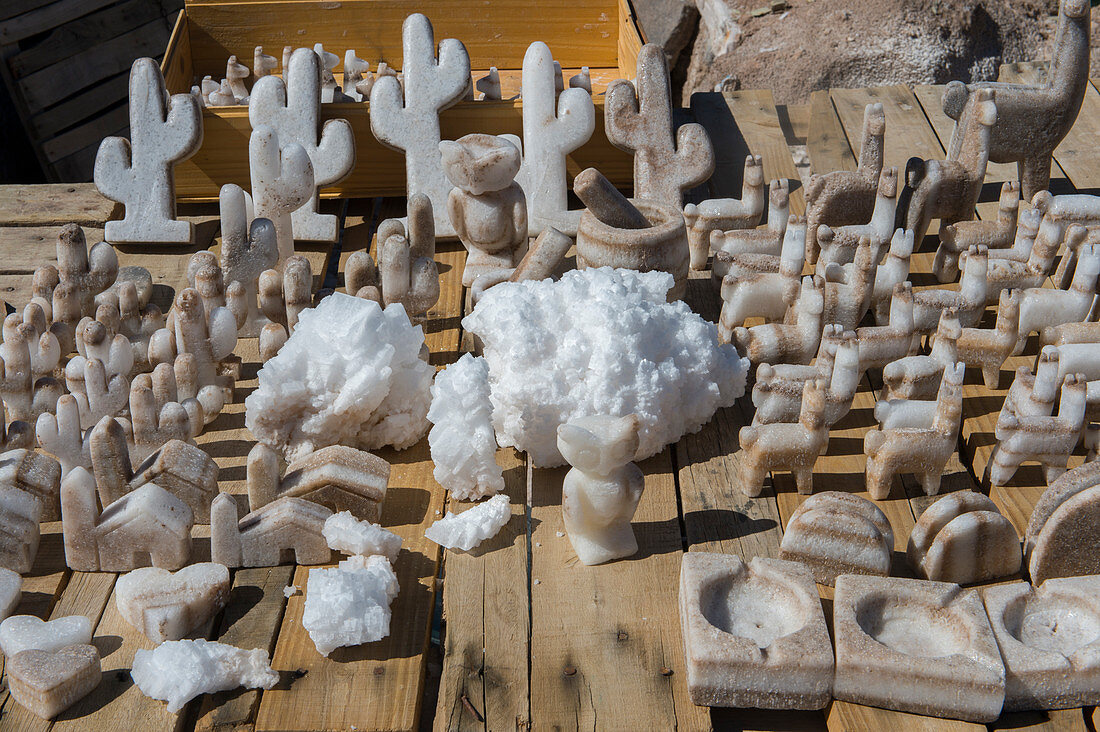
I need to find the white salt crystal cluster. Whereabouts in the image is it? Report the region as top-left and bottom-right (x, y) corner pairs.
(131, 638), (278, 713)
(463, 268), (748, 467)
(428, 353), (504, 500)
(302, 554), (399, 656)
(425, 494), (511, 551)
(323, 511), (403, 563)
(245, 293), (433, 461)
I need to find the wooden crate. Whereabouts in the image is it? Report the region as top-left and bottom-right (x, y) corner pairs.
(163, 0), (645, 202)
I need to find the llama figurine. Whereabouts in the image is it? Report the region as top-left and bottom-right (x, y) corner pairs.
(986, 210), (1066, 300)
(912, 244), (989, 332)
(992, 370), (1087, 486)
(683, 155), (767, 269)
(883, 309), (961, 400)
(857, 282), (919, 374)
(1031, 191), (1100, 289)
(712, 213), (803, 284)
(708, 179), (789, 261)
(1013, 243), (1099, 354)
(815, 166), (898, 274)
(739, 378), (829, 496)
(732, 276), (825, 364)
(715, 219), (805, 333)
(935, 180), (1020, 281)
(557, 414), (645, 566)
(822, 236), (878, 331)
(752, 326), (860, 425)
(956, 288), (1022, 388)
(870, 228), (915, 323)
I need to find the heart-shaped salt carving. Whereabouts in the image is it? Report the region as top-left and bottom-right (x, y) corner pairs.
(7, 644), (101, 719)
(0, 614), (93, 657)
(0, 567), (21, 621)
(115, 562), (230, 643)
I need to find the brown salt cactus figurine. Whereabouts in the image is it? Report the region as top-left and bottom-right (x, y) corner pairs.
(942, 0), (1090, 199)
(442, 134), (527, 287)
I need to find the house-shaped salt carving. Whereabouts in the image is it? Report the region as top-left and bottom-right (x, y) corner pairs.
(249, 444), (390, 522)
(61, 467), (193, 572)
(210, 493), (331, 568)
(0, 449), (62, 521)
(0, 484), (42, 573)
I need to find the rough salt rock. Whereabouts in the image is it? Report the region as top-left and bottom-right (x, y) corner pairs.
(1026, 461), (1100, 584)
(428, 354), (504, 501)
(211, 493), (332, 568)
(981, 575), (1100, 711)
(833, 574), (1006, 722)
(0, 484), (41, 574)
(679, 553), (833, 709)
(246, 293), (433, 461)
(907, 491), (1021, 584)
(0, 615), (92, 657)
(303, 554), (399, 656)
(463, 268), (747, 467)
(323, 511), (402, 563)
(7, 644), (100, 719)
(558, 415), (644, 565)
(131, 638), (278, 713)
(425, 494), (511, 551)
(779, 491), (893, 586)
(0, 567), (20, 621)
(115, 563), (230, 643)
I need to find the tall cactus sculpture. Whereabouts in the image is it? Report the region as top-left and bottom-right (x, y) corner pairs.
(249, 48), (355, 243)
(220, 184), (278, 336)
(605, 44), (715, 208)
(94, 58), (203, 245)
(515, 42), (595, 236)
(249, 126), (314, 262)
(370, 13), (471, 238)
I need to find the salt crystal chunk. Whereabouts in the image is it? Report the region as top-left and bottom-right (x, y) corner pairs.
(425, 494), (510, 551)
(246, 293), (433, 461)
(427, 354), (504, 500)
(131, 638), (278, 713)
(0, 615), (92, 656)
(322, 511), (402, 563)
(462, 268), (747, 466)
(302, 553), (399, 656)
(283, 585), (298, 598)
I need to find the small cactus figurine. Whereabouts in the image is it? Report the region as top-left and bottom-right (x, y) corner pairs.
(605, 44), (715, 208)
(57, 224), (119, 317)
(220, 184), (279, 336)
(249, 48), (355, 242)
(249, 126), (314, 262)
(370, 13), (471, 238)
(94, 58), (203, 245)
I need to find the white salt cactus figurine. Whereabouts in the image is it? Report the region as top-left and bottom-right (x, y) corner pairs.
(249, 48), (354, 242)
(36, 395), (88, 478)
(557, 415), (644, 565)
(248, 126), (314, 262)
(428, 353), (503, 500)
(370, 13), (471, 238)
(220, 184), (278, 337)
(425, 493), (511, 551)
(257, 255), (313, 362)
(94, 58), (202, 245)
(148, 288), (238, 403)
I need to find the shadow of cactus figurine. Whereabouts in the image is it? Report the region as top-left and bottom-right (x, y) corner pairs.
(94, 58), (202, 245)
(605, 44), (714, 209)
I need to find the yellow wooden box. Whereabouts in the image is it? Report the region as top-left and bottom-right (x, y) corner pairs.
(161, 0), (644, 202)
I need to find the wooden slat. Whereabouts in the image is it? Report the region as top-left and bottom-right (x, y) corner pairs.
(40, 103), (129, 162)
(0, 0), (119, 44)
(26, 72), (130, 141)
(830, 86), (944, 173)
(0, 226), (104, 305)
(0, 184), (120, 226)
(807, 90), (856, 175)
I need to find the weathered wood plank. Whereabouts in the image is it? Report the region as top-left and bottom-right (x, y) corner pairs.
(807, 90), (857, 175)
(0, 0), (119, 44)
(0, 184), (120, 226)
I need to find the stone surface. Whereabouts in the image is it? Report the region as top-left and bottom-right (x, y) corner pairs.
(211, 493), (332, 568)
(94, 58), (201, 245)
(1026, 461), (1100, 584)
(303, 554), (399, 656)
(679, 553), (832, 709)
(322, 511), (402, 563)
(116, 563), (230, 643)
(7, 644), (100, 719)
(634, 0), (700, 69)
(0, 614), (92, 657)
(248, 126), (314, 262)
(833, 574), (1005, 722)
(0, 567), (20, 621)
(739, 378), (830, 496)
(425, 493), (511, 552)
(131, 639), (278, 713)
(907, 490), (1022, 584)
(779, 491), (893, 585)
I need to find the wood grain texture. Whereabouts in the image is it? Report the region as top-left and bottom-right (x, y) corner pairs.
(0, 184), (120, 226)
(807, 90), (856, 175)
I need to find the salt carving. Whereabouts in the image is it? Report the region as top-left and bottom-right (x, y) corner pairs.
(821, 236), (878, 330)
(907, 491), (1021, 584)
(558, 415), (643, 565)
(425, 494), (511, 551)
(54, 224), (118, 318)
(882, 309), (960, 400)
(0, 448), (61, 521)
(869, 229), (916, 323)
(476, 67), (501, 100)
(752, 326), (859, 426)
(936, 180), (1021, 281)
(4, 308), (60, 381)
(7, 644), (100, 719)
(94, 58), (202, 245)
(323, 511), (402, 563)
(211, 493), (332, 568)
(957, 288), (1022, 388)
(679, 553), (833, 709)
(731, 275), (824, 364)
(123, 378), (196, 464)
(63, 356), (127, 430)
(0, 325), (62, 423)
(815, 166), (898, 273)
(604, 44), (714, 209)
(86, 282), (165, 373)
(986, 208), (1061, 297)
(116, 563), (230, 643)
(0, 614), (93, 657)
(0, 406), (32, 456)
(343, 51), (370, 101)
(911, 244), (989, 332)
(148, 288), (238, 407)
(248, 126), (314, 261)
(313, 44), (340, 102)
(371, 14), (470, 238)
(779, 491), (893, 586)
(303, 554), (399, 656)
(254, 46), (277, 78)
(463, 268), (747, 466)
(1031, 192), (1100, 289)
(0, 484), (41, 573)
(572, 168), (651, 231)
(468, 226), (573, 303)
(249, 48), (355, 242)
(857, 283), (919, 376)
(131, 639), (278, 713)
(513, 41), (594, 236)
(1025, 461), (1100, 583)
(257, 254), (313, 361)
(709, 179), (789, 267)
(1014, 244), (1100, 354)
(739, 379), (829, 496)
(0, 568), (20, 621)
(683, 155), (766, 270)
(220, 184), (278, 337)
(428, 353), (503, 500)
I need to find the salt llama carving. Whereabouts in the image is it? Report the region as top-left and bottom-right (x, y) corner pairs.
(956, 288), (1022, 388)
(248, 48), (355, 242)
(248, 126), (314, 262)
(709, 180), (789, 269)
(752, 326), (860, 426)
(936, 181), (1020, 281)
(732, 276), (825, 365)
(605, 43), (714, 209)
(715, 217), (804, 330)
(683, 155), (767, 270)
(883, 309), (960, 400)
(739, 378), (829, 496)
(912, 244), (989, 332)
(857, 282), (919, 373)
(557, 414), (645, 565)
(815, 166), (898, 273)
(371, 13), (471, 238)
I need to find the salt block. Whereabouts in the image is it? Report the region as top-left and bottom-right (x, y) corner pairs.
(1026, 461), (1100, 584)
(982, 576), (1100, 711)
(0, 447), (62, 521)
(211, 493), (332, 568)
(0, 484), (41, 574)
(7, 644), (101, 719)
(425, 494), (511, 551)
(131, 638), (278, 713)
(778, 491), (893, 586)
(277, 445), (390, 523)
(0, 567), (20, 620)
(116, 563), (230, 643)
(129, 439), (219, 524)
(833, 574), (1005, 722)
(0, 614), (92, 657)
(303, 554), (399, 656)
(322, 511), (402, 563)
(907, 491), (1021, 584)
(558, 415), (644, 565)
(679, 553), (833, 709)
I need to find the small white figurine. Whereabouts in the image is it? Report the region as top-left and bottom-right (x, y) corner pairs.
(248, 126), (314, 262)
(683, 155), (767, 270)
(731, 276), (825, 365)
(739, 378), (830, 496)
(220, 184), (279, 336)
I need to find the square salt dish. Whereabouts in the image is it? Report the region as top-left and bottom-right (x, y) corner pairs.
(833, 574), (1005, 722)
(679, 553), (833, 710)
